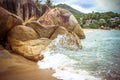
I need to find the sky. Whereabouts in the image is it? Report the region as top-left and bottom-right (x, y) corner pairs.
(41, 0), (120, 13)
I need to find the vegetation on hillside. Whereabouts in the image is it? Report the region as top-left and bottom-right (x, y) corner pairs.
(45, 0), (53, 8)
(35, 0), (42, 10)
(80, 12), (120, 29)
(34, 1), (83, 22)
(35, 0), (53, 8)
(56, 4), (83, 15)
(55, 4), (120, 29)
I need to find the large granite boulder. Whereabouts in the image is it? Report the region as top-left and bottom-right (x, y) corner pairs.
(0, 0), (41, 21)
(0, 7), (22, 43)
(8, 25), (39, 41)
(50, 26), (69, 39)
(8, 38), (51, 61)
(0, 0), (85, 62)
(8, 25), (51, 61)
(38, 7), (85, 39)
(25, 21), (58, 38)
(25, 21), (82, 50)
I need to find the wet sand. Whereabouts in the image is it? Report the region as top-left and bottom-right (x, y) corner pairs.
(0, 45), (58, 80)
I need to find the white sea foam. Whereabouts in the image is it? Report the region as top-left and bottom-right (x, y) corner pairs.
(48, 34), (80, 50)
(37, 34), (101, 80)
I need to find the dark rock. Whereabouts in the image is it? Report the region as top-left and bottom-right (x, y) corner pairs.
(41, 5), (50, 16)
(0, 0), (41, 21)
(0, 7), (22, 44)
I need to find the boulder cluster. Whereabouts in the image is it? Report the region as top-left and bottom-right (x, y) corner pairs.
(0, 1), (85, 61)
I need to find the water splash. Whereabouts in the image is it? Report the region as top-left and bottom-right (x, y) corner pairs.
(48, 34), (81, 50)
(37, 34), (101, 80)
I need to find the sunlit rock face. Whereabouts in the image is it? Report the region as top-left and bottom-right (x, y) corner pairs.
(50, 26), (69, 40)
(8, 38), (51, 61)
(25, 21), (58, 38)
(25, 21), (82, 50)
(38, 7), (85, 39)
(7, 23), (82, 61)
(8, 25), (39, 41)
(8, 25), (51, 61)
(0, 0), (41, 21)
(0, 2), (84, 61)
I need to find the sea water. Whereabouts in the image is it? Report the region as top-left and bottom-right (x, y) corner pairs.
(38, 30), (120, 80)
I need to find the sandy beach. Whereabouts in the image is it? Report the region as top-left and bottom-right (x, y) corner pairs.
(83, 28), (103, 31)
(0, 46), (58, 80)
(0, 29), (95, 80)
(0, 29), (99, 80)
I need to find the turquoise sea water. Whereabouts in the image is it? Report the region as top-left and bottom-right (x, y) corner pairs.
(38, 30), (120, 80)
(77, 30), (120, 80)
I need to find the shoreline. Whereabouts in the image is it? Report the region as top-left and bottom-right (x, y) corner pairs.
(0, 46), (58, 80)
(1, 29), (119, 80)
(83, 28), (120, 32)
(83, 28), (103, 31)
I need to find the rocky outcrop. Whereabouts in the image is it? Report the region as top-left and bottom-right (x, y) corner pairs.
(50, 26), (69, 39)
(8, 38), (51, 61)
(25, 21), (58, 38)
(25, 20), (82, 49)
(25, 21), (82, 50)
(38, 7), (85, 39)
(0, 2), (85, 61)
(7, 21), (82, 61)
(0, 7), (22, 44)
(0, 0), (41, 21)
(8, 25), (39, 41)
(8, 25), (51, 61)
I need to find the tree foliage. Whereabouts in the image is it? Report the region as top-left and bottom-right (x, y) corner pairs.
(45, 0), (52, 8)
(80, 12), (120, 29)
(35, 0), (42, 10)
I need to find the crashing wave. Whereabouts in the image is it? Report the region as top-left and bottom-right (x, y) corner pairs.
(37, 34), (101, 80)
(48, 34), (81, 50)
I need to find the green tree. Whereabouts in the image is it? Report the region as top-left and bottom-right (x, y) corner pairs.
(46, 0), (52, 8)
(35, 0), (42, 10)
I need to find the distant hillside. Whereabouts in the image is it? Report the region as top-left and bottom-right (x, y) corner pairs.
(56, 4), (83, 23)
(33, 2), (83, 23)
(56, 4), (83, 15)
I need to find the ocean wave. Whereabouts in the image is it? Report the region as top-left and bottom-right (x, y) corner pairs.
(37, 34), (101, 80)
(37, 49), (101, 80)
